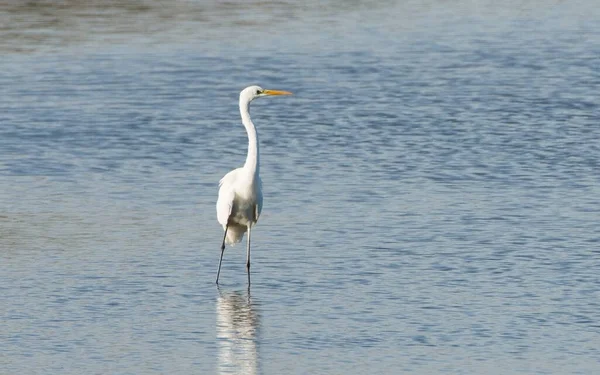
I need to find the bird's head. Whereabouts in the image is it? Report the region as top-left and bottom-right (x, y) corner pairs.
(240, 85), (292, 103)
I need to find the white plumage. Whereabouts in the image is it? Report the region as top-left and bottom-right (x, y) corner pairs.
(217, 166), (263, 245)
(215, 85), (292, 284)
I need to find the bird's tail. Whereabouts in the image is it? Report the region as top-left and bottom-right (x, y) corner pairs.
(225, 224), (247, 245)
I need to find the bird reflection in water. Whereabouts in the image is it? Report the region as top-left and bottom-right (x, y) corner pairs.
(216, 288), (260, 375)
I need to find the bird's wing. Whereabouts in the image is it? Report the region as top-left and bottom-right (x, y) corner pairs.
(255, 176), (263, 220)
(218, 167), (239, 188)
(216, 169), (240, 226)
(217, 189), (234, 227)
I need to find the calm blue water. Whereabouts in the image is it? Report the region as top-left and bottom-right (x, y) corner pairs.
(2, 1), (600, 374)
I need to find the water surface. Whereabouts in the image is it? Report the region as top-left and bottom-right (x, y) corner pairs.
(2, 1), (600, 374)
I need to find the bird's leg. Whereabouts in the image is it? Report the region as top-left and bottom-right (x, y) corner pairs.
(246, 225), (251, 285)
(216, 225), (228, 284)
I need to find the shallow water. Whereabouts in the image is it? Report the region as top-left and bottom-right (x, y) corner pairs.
(2, 1), (600, 374)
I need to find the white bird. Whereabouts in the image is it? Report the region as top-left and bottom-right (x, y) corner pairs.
(216, 85), (292, 285)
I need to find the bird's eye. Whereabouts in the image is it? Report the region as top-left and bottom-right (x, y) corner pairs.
(256, 90), (261, 95)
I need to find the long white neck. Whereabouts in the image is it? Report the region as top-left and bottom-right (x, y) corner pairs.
(240, 97), (259, 177)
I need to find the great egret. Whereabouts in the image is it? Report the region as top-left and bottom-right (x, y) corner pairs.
(215, 85), (292, 285)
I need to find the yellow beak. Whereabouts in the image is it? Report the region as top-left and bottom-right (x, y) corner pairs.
(263, 89), (293, 96)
